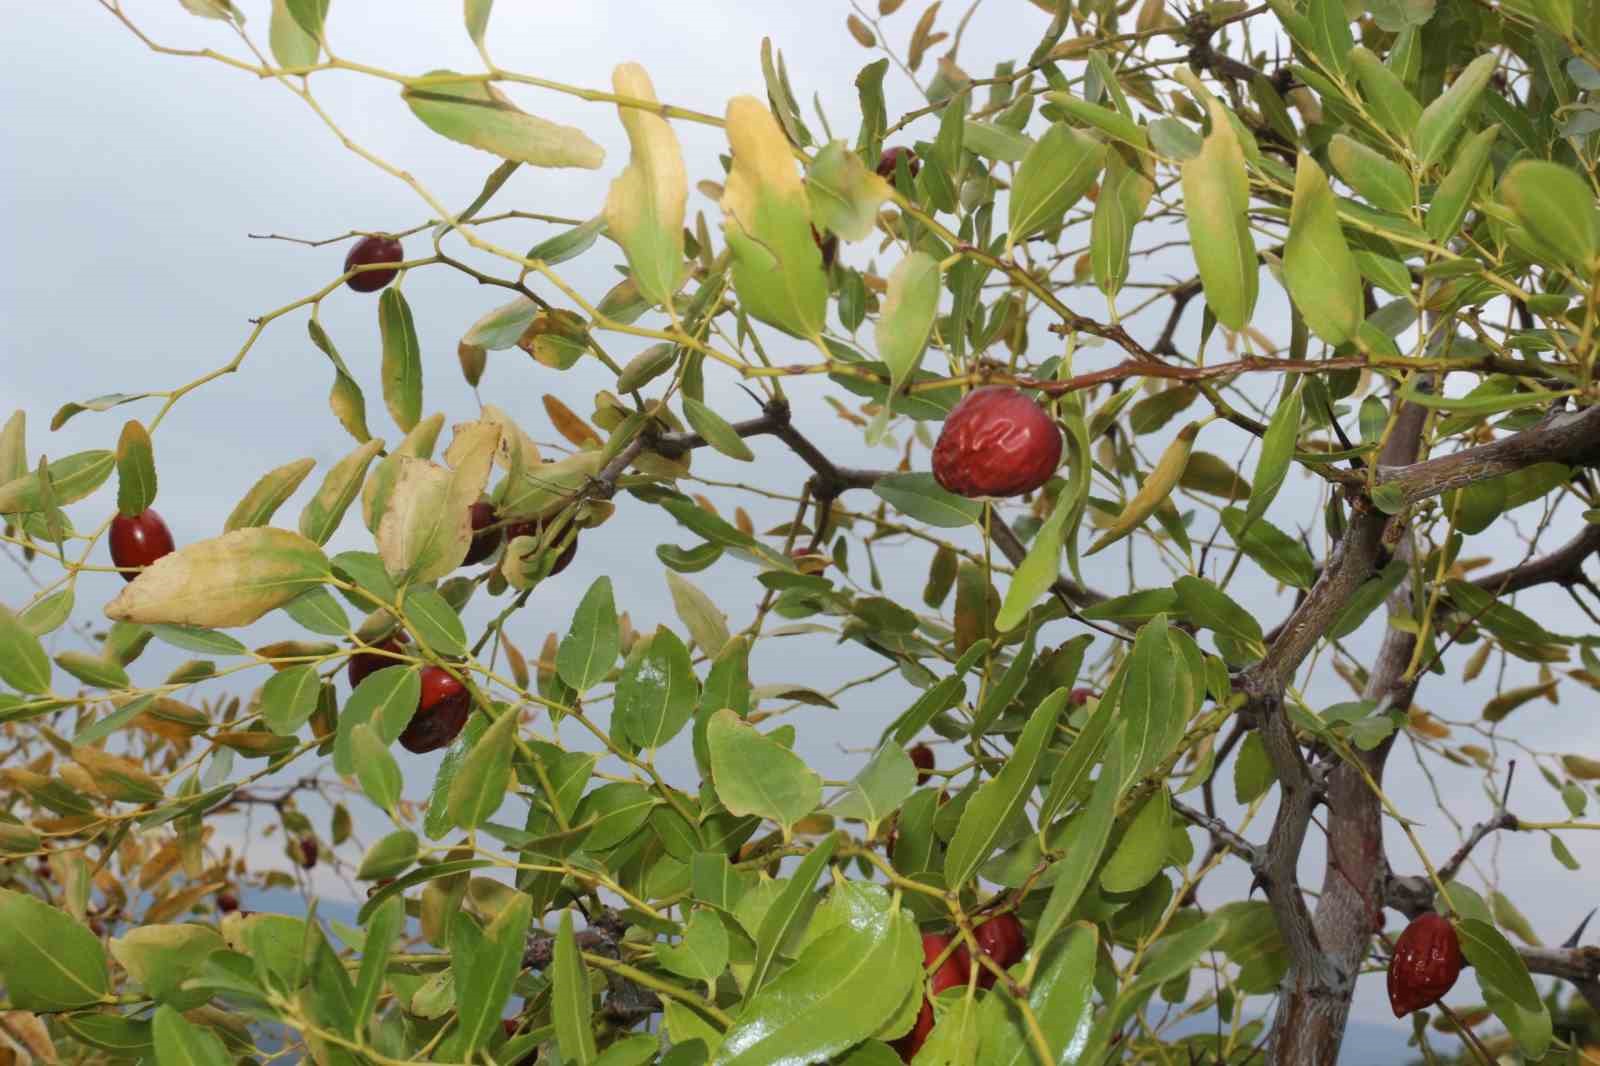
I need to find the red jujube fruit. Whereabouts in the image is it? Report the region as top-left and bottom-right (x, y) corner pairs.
(877, 146), (921, 180)
(506, 520), (578, 576)
(972, 913), (1027, 989)
(343, 235), (404, 293)
(1388, 912), (1463, 1018)
(909, 743), (935, 786)
(931, 387), (1062, 499)
(348, 635), (408, 690)
(463, 501), (503, 565)
(894, 932), (970, 1061)
(109, 509), (176, 580)
(399, 666), (472, 753)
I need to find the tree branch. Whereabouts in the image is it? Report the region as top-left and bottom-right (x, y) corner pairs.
(1378, 404), (1600, 507)
(1471, 524), (1600, 595)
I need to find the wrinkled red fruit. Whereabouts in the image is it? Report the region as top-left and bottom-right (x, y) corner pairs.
(973, 914), (1027, 989)
(810, 225), (840, 269)
(463, 501), (503, 566)
(399, 666), (472, 754)
(343, 235), (404, 293)
(109, 509), (176, 581)
(909, 743), (935, 786)
(348, 636), (407, 690)
(1388, 912), (1463, 1018)
(217, 892), (239, 914)
(298, 838), (318, 869)
(931, 387), (1063, 499)
(877, 146), (921, 180)
(506, 520), (578, 577)
(894, 932), (970, 1061)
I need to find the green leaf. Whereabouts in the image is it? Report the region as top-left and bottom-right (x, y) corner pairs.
(299, 438), (384, 546)
(604, 63), (687, 307)
(1457, 917), (1541, 1012)
(1284, 154), (1363, 345)
(996, 484), (1071, 632)
(666, 571), (731, 657)
(683, 399), (755, 462)
(0, 411), (23, 486)
(576, 781), (656, 851)
(0, 450), (114, 513)
(152, 1005), (228, 1066)
(1173, 576), (1264, 648)
(0, 888), (110, 1010)
(979, 922), (1098, 1065)
(281, 585), (350, 638)
(1349, 47), (1422, 140)
(714, 884), (919, 1066)
(833, 742), (917, 825)
(378, 421), (500, 586)
(1007, 122), (1106, 249)
(109, 925), (224, 1010)
(71, 695), (154, 746)
(708, 708), (821, 833)
(259, 665), (321, 736)
(447, 709), (516, 829)
(749, 834), (839, 992)
(106, 528), (330, 630)
(553, 911), (599, 1065)
(0, 604), (53, 694)
(358, 830), (419, 882)
(306, 319), (371, 444)
(463, 0), (494, 45)
(1413, 52), (1498, 169)
(617, 626), (698, 751)
(423, 715), (490, 840)
(1091, 151), (1153, 300)
(115, 420), (157, 518)
(1118, 617), (1187, 780)
(945, 687), (1069, 890)
(1181, 100), (1257, 330)
(872, 473), (984, 528)
(269, 0), (318, 66)
(1327, 134), (1411, 215)
(1100, 787), (1171, 893)
(1425, 125), (1498, 244)
(1498, 159), (1600, 271)
(656, 908), (730, 985)
(806, 141), (894, 239)
(146, 623), (247, 656)
(558, 576), (620, 692)
(1246, 379), (1303, 525)
(377, 289), (423, 433)
(1220, 508), (1317, 588)
(335, 666), (422, 775)
(353, 895), (403, 1029)
(403, 72), (605, 169)
(19, 588), (73, 637)
(352, 724), (404, 815)
(450, 894), (533, 1058)
(874, 252), (941, 399)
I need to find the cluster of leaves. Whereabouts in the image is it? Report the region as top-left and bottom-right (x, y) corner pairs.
(5, 0), (1600, 1063)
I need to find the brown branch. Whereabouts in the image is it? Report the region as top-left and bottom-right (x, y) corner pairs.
(1471, 524), (1600, 595)
(1172, 795), (1261, 864)
(1378, 404), (1600, 508)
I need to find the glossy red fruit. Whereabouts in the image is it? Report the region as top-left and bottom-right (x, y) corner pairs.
(348, 636), (407, 690)
(894, 932), (970, 1061)
(344, 235), (404, 292)
(109, 509), (176, 581)
(931, 387), (1062, 499)
(506, 520), (578, 576)
(973, 914), (1027, 989)
(463, 501), (503, 566)
(298, 838), (318, 869)
(1388, 912), (1463, 1018)
(399, 666), (472, 754)
(1069, 687), (1097, 706)
(893, 1000), (935, 1062)
(217, 892), (240, 914)
(877, 146), (921, 180)
(909, 743), (935, 786)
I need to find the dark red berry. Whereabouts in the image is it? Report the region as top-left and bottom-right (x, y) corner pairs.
(810, 225), (839, 269)
(894, 932), (969, 1060)
(399, 666), (472, 754)
(1069, 687), (1097, 706)
(348, 636), (407, 690)
(1388, 912), (1463, 1018)
(298, 838), (318, 869)
(877, 146), (921, 180)
(972, 914), (1027, 989)
(931, 387), (1063, 499)
(909, 743), (935, 786)
(343, 235), (404, 293)
(463, 501), (502, 566)
(506, 520), (578, 577)
(217, 892), (240, 913)
(109, 509), (176, 581)
(502, 1019), (518, 1039)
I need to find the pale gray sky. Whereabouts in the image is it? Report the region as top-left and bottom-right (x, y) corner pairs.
(4, 2), (1598, 1050)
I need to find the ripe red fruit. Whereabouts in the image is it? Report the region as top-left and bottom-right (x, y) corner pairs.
(463, 501), (503, 566)
(109, 509), (175, 581)
(217, 892), (239, 914)
(1388, 912), (1463, 1018)
(877, 146), (921, 180)
(298, 838), (318, 869)
(895, 932), (970, 1060)
(972, 914), (1027, 989)
(931, 387), (1062, 499)
(399, 666), (472, 754)
(343, 235), (404, 293)
(1069, 687), (1097, 706)
(506, 520), (578, 577)
(348, 636), (407, 690)
(909, 743), (935, 786)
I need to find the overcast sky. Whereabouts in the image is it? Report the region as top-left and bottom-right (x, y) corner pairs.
(5, 2), (1599, 1051)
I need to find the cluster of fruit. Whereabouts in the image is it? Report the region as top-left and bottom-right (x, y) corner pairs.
(894, 917), (1029, 1060)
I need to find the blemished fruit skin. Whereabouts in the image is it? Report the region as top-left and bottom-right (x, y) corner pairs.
(877, 146), (921, 180)
(1388, 912), (1464, 1018)
(463, 501), (503, 565)
(399, 666), (472, 754)
(972, 914), (1027, 989)
(298, 838), (318, 869)
(894, 932), (970, 1060)
(506, 520), (578, 576)
(343, 235), (404, 293)
(348, 636), (407, 690)
(931, 387), (1063, 499)
(909, 743), (935, 786)
(109, 509), (176, 580)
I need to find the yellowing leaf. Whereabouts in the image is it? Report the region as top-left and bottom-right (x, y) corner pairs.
(806, 141), (893, 241)
(1283, 153), (1363, 345)
(377, 420), (501, 585)
(403, 72), (604, 169)
(604, 63), (687, 308)
(105, 528), (330, 629)
(875, 252), (941, 397)
(1181, 99), (1258, 330)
